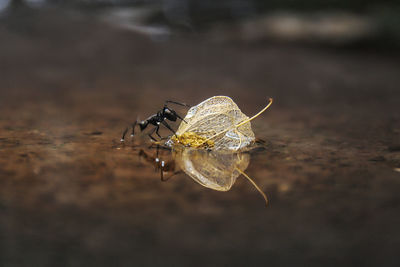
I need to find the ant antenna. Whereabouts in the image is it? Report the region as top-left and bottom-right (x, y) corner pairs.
(175, 113), (188, 124)
(165, 100), (191, 107)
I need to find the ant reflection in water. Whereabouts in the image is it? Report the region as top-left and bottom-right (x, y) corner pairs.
(139, 145), (269, 206)
(121, 101), (190, 142)
(138, 145), (180, 182)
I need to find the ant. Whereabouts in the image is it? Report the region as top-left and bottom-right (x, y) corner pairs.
(121, 100), (190, 142)
(138, 145), (181, 181)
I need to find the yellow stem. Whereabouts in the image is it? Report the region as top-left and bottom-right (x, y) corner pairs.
(200, 98), (273, 147)
(236, 98), (273, 128)
(236, 168), (269, 207)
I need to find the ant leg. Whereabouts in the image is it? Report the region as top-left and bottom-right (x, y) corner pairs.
(165, 100), (190, 107)
(131, 121), (138, 137)
(148, 134), (157, 142)
(155, 125), (162, 139)
(160, 166), (164, 181)
(147, 126), (158, 141)
(121, 120), (140, 142)
(121, 127), (129, 142)
(159, 160), (167, 181)
(161, 121), (176, 136)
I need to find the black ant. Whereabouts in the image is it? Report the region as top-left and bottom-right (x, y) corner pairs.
(121, 100), (190, 142)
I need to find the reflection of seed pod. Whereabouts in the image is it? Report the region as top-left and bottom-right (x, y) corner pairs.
(173, 148), (250, 191)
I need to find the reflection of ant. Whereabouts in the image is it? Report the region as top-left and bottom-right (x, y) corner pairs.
(121, 100), (190, 142)
(138, 145), (181, 181)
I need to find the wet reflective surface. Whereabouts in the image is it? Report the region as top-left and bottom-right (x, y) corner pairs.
(1, 7), (400, 267)
(135, 143), (269, 206)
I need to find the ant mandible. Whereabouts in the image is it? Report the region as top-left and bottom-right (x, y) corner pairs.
(121, 100), (190, 142)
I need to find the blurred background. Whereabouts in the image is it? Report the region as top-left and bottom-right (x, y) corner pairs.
(0, 0), (399, 267)
(2, 0), (400, 47)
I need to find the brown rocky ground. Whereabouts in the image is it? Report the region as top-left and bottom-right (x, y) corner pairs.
(0, 7), (399, 267)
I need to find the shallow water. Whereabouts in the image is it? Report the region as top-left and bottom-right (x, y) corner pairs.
(0, 7), (400, 267)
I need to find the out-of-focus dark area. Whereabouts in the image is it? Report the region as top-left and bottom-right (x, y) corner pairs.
(0, 0), (400, 266)
(2, 0), (400, 48)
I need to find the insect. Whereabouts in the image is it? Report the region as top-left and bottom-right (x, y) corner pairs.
(121, 100), (190, 142)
